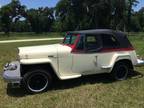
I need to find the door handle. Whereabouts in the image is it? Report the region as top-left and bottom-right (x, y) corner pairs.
(48, 55), (57, 58)
(94, 56), (98, 66)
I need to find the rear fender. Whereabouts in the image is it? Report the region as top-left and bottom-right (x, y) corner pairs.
(101, 53), (131, 72)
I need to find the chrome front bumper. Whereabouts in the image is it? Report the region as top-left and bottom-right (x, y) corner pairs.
(3, 61), (22, 87)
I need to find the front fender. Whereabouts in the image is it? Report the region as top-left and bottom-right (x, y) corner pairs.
(20, 58), (60, 78)
(20, 58), (52, 64)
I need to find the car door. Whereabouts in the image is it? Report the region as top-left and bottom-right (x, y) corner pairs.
(72, 34), (102, 75)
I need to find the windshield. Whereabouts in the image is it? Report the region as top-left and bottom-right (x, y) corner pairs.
(63, 34), (77, 45)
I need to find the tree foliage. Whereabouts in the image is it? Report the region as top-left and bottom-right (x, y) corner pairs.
(55, 0), (140, 32)
(0, 0), (144, 34)
(55, 0), (112, 31)
(26, 7), (54, 33)
(0, 0), (26, 34)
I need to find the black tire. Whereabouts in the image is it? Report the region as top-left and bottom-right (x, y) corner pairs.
(23, 69), (52, 94)
(111, 62), (129, 81)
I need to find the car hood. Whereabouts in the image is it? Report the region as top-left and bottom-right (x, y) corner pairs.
(18, 44), (72, 59)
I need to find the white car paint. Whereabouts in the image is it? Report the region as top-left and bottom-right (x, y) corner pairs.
(72, 50), (137, 75)
(18, 43), (138, 80)
(19, 44), (81, 80)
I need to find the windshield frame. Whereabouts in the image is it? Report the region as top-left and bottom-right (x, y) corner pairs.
(63, 33), (79, 45)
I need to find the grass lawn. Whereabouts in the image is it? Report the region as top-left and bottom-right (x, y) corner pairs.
(0, 33), (144, 108)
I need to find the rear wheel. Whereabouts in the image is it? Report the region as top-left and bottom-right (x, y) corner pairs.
(23, 69), (52, 93)
(111, 62), (129, 81)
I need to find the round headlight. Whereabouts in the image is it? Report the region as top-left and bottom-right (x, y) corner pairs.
(4, 63), (17, 71)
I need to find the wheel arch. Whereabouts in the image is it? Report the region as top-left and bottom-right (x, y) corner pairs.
(102, 54), (134, 73)
(20, 63), (60, 80)
(113, 59), (134, 71)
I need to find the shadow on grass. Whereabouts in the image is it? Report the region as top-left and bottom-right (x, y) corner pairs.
(128, 70), (143, 79)
(7, 71), (143, 97)
(7, 84), (28, 97)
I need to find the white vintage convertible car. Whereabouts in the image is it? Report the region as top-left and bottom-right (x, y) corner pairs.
(3, 29), (144, 93)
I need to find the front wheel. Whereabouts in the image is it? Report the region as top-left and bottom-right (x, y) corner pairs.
(111, 62), (129, 81)
(23, 69), (52, 94)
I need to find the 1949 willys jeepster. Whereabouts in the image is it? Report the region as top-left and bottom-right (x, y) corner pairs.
(3, 29), (144, 93)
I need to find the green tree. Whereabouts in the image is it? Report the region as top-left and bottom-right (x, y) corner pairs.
(138, 7), (144, 31)
(26, 7), (54, 33)
(0, 5), (12, 35)
(0, 0), (26, 35)
(11, 20), (31, 32)
(55, 0), (112, 31)
(126, 0), (139, 32)
(55, 0), (75, 31)
(55, 0), (142, 32)
(111, 0), (126, 31)
(131, 14), (141, 32)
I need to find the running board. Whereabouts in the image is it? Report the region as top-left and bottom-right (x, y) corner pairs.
(59, 74), (81, 80)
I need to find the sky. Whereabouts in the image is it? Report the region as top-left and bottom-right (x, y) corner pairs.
(134, 0), (144, 11)
(0, 0), (144, 11)
(0, 0), (60, 9)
